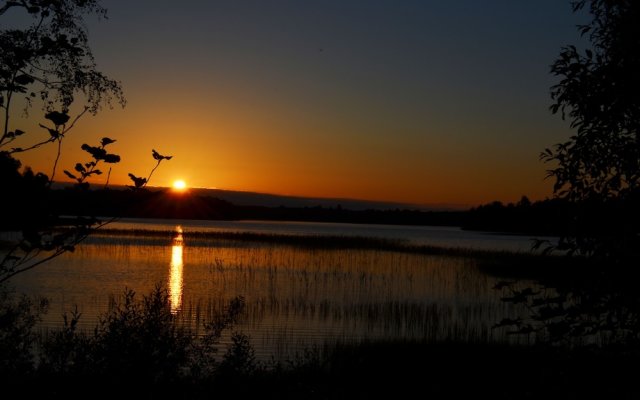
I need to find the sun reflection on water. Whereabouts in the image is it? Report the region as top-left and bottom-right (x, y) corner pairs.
(169, 226), (184, 313)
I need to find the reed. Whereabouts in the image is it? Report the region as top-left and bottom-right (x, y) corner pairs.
(90, 227), (561, 261)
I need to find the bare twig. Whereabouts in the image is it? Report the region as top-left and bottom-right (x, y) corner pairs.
(50, 137), (63, 186)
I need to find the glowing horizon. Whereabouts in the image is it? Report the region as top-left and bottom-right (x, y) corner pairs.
(8, 1), (582, 208)
(172, 180), (187, 192)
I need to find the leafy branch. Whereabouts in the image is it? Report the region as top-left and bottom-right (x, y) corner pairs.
(127, 149), (173, 190)
(63, 136), (120, 189)
(1, 144), (173, 283)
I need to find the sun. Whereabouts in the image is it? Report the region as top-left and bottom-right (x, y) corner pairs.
(172, 180), (187, 192)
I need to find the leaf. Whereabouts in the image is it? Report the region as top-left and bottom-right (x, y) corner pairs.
(63, 170), (77, 180)
(103, 154), (121, 163)
(128, 173), (147, 188)
(101, 137), (116, 146)
(47, 128), (60, 138)
(14, 74), (35, 85)
(152, 149), (173, 161)
(74, 163), (85, 173)
(81, 143), (107, 160)
(45, 111), (70, 126)
(7, 129), (23, 138)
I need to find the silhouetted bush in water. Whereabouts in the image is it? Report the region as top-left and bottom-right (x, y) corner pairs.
(0, 285), (257, 398)
(0, 287), (48, 378)
(216, 332), (258, 381)
(492, 266), (640, 348)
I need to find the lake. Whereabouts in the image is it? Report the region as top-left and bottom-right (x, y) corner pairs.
(5, 218), (548, 362)
(107, 217), (556, 251)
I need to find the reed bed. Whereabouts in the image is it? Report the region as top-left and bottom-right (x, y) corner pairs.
(7, 224), (567, 363)
(90, 227), (557, 260)
(13, 236), (540, 363)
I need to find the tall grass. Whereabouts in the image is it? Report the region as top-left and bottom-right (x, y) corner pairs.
(8, 228), (559, 363)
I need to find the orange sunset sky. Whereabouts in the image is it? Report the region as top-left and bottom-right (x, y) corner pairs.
(10, 1), (584, 208)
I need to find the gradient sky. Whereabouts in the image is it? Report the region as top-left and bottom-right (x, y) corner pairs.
(11, 0), (587, 208)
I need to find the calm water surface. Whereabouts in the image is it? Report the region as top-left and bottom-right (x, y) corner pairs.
(6, 219), (544, 361)
(107, 217), (555, 252)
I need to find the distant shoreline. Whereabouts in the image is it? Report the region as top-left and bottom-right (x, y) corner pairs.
(51, 182), (469, 212)
(42, 187), (570, 236)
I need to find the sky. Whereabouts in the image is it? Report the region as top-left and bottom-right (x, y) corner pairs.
(10, 0), (587, 208)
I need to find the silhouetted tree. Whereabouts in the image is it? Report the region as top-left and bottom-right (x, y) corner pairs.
(542, 0), (640, 261)
(0, 0), (125, 152)
(496, 1), (640, 348)
(0, 1), (170, 283)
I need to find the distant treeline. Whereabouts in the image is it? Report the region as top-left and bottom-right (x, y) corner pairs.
(47, 187), (465, 226)
(465, 196), (572, 236)
(29, 189), (578, 236)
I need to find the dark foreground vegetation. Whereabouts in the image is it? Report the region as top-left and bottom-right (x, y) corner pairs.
(2, 283), (639, 400)
(266, 342), (640, 400)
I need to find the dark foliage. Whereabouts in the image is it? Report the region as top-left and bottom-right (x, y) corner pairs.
(0, 285), (255, 399)
(494, 269), (640, 346)
(0, 0), (133, 283)
(0, 0), (125, 123)
(0, 287), (48, 378)
(492, 0), (640, 354)
(0, 1), (169, 286)
(0, 151), (50, 229)
(542, 0), (640, 261)
(3, 282), (639, 399)
(296, 341), (640, 399)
